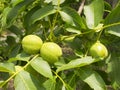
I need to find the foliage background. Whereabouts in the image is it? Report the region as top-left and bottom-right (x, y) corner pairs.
(0, 0), (120, 90)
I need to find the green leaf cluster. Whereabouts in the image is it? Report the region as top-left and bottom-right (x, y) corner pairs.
(0, 0), (120, 90)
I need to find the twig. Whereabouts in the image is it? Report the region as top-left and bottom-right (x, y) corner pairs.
(78, 0), (86, 15)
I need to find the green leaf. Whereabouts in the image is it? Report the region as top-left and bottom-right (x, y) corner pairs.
(65, 84), (74, 90)
(67, 72), (76, 89)
(52, 0), (65, 5)
(6, 36), (16, 46)
(0, 80), (4, 88)
(8, 52), (31, 62)
(6, 0), (34, 27)
(9, 44), (21, 58)
(60, 7), (87, 29)
(23, 6), (40, 34)
(84, 0), (104, 29)
(56, 56), (99, 73)
(8, 25), (23, 35)
(11, 0), (24, 6)
(30, 5), (56, 25)
(43, 79), (56, 90)
(14, 70), (45, 90)
(0, 62), (15, 73)
(1, 7), (11, 27)
(107, 57), (120, 87)
(104, 1), (112, 11)
(59, 10), (74, 26)
(31, 57), (53, 80)
(104, 5), (120, 37)
(66, 27), (81, 34)
(77, 68), (106, 90)
(44, 0), (52, 3)
(44, 0), (65, 5)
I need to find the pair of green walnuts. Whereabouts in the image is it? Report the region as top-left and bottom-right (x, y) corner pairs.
(22, 35), (108, 64)
(22, 35), (62, 64)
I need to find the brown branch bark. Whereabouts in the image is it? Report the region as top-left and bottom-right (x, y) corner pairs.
(77, 0), (86, 15)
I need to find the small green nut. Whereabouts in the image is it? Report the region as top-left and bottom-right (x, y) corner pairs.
(90, 41), (108, 59)
(22, 35), (43, 54)
(40, 42), (62, 64)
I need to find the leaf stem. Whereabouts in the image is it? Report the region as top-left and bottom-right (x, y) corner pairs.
(96, 29), (103, 41)
(82, 22), (120, 35)
(52, 70), (67, 88)
(48, 0), (60, 41)
(0, 54), (39, 87)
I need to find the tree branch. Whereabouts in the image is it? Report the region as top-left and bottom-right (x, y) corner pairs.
(78, 0), (86, 15)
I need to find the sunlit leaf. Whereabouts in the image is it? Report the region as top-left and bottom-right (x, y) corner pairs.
(66, 27), (81, 34)
(0, 80), (5, 88)
(59, 10), (74, 25)
(52, 0), (65, 5)
(60, 7), (87, 29)
(31, 57), (53, 80)
(77, 68), (106, 90)
(56, 56), (99, 73)
(44, 0), (65, 5)
(44, 0), (52, 3)
(8, 52), (31, 62)
(0, 62), (15, 73)
(14, 70), (45, 90)
(84, 0), (104, 29)
(43, 79), (56, 90)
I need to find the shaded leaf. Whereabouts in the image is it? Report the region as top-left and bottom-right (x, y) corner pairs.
(84, 0), (104, 29)
(0, 62), (15, 73)
(6, 0), (34, 27)
(11, 0), (24, 6)
(6, 36), (16, 46)
(8, 25), (23, 35)
(65, 84), (74, 90)
(56, 56), (99, 73)
(104, 1), (112, 11)
(23, 6), (40, 34)
(9, 44), (21, 58)
(31, 57), (53, 80)
(67, 72), (77, 89)
(104, 5), (120, 37)
(77, 68), (106, 90)
(107, 57), (120, 87)
(1, 7), (11, 27)
(30, 5), (56, 25)
(14, 70), (45, 90)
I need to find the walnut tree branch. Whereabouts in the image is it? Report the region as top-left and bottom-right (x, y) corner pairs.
(78, 0), (86, 15)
